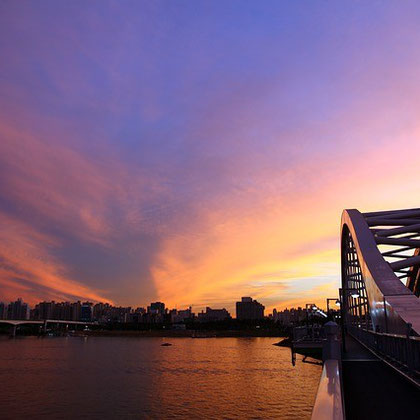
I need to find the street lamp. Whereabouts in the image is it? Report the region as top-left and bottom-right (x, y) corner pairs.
(339, 287), (361, 353)
(305, 303), (316, 329)
(326, 298), (341, 323)
(326, 298), (340, 313)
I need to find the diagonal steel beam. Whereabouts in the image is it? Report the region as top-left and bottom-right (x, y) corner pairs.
(382, 246), (416, 257)
(363, 208), (420, 218)
(375, 237), (420, 247)
(383, 253), (416, 259)
(374, 223), (420, 237)
(389, 255), (420, 271)
(366, 218), (420, 226)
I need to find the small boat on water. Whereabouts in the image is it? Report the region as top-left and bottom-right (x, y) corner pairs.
(161, 342), (172, 346)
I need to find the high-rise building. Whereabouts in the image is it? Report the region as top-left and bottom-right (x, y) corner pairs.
(0, 302), (7, 319)
(71, 301), (82, 321)
(148, 302), (165, 315)
(236, 297), (265, 320)
(7, 298), (29, 320)
(129, 307), (146, 323)
(35, 301), (55, 320)
(52, 302), (72, 320)
(80, 302), (93, 322)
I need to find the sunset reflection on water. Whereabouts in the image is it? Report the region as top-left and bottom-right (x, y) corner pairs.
(0, 337), (321, 419)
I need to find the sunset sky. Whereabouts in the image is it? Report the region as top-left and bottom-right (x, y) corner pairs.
(2, 1), (420, 314)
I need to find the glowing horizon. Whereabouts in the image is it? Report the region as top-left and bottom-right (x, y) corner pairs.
(2, 1), (420, 315)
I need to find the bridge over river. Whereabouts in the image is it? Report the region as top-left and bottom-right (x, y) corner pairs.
(311, 208), (420, 420)
(0, 319), (95, 336)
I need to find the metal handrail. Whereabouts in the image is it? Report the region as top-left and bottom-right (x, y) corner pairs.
(348, 326), (420, 378)
(311, 322), (345, 420)
(311, 360), (344, 420)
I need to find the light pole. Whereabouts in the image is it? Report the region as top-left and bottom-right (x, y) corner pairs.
(326, 298), (341, 320)
(339, 287), (360, 353)
(305, 303), (317, 334)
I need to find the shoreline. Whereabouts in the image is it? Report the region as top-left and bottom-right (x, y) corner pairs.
(77, 330), (287, 339)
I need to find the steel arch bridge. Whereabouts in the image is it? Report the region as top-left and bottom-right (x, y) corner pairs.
(311, 209), (420, 420)
(341, 208), (420, 336)
(341, 208), (420, 385)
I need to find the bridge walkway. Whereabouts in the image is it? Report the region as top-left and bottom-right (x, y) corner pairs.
(342, 334), (420, 420)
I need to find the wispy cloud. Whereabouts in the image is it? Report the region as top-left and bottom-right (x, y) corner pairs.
(0, 212), (111, 304)
(2, 1), (420, 311)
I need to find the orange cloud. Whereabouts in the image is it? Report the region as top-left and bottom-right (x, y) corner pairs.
(150, 120), (420, 314)
(0, 211), (112, 304)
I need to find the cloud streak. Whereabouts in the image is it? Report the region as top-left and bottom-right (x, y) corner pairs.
(2, 1), (420, 311)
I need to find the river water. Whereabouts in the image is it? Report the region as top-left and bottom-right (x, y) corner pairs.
(0, 336), (321, 419)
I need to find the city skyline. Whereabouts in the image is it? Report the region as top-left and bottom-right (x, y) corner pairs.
(3, 2), (420, 313)
(1, 296), (272, 322)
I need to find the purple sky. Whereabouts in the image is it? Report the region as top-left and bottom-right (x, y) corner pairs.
(2, 1), (420, 312)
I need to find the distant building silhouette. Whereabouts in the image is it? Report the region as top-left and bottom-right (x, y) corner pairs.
(129, 307), (146, 323)
(93, 302), (132, 323)
(236, 297), (264, 320)
(36, 301), (54, 320)
(80, 302), (93, 322)
(3, 296), (271, 325)
(0, 302), (6, 320)
(171, 307), (194, 323)
(272, 307), (305, 325)
(198, 307), (230, 322)
(71, 301), (82, 321)
(32, 301), (77, 320)
(148, 302), (165, 315)
(6, 298), (29, 320)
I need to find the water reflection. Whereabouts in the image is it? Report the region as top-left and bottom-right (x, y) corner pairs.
(0, 337), (321, 419)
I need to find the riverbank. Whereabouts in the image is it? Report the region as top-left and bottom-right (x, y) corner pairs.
(75, 329), (287, 338)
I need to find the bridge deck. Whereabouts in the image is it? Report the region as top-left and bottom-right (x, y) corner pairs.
(342, 335), (420, 420)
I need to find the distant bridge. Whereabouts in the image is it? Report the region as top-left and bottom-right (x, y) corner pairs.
(312, 208), (420, 420)
(0, 319), (95, 336)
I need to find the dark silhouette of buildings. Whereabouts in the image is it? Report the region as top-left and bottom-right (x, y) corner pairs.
(148, 302), (165, 315)
(80, 302), (93, 322)
(1, 296), (272, 326)
(31, 301), (81, 321)
(0, 302), (7, 320)
(272, 307), (305, 325)
(170, 307), (193, 323)
(197, 307), (231, 322)
(236, 297), (265, 320)
(3, 298), (29, 320)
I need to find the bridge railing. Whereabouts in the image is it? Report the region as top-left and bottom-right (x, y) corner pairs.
(348, 326), (420, 378)
(311, 322), (344, 420)
(311, 359), (344, 420)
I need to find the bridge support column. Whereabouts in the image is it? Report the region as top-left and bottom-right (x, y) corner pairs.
(10, 325), (17, 337)
(43, 320), (48, 334)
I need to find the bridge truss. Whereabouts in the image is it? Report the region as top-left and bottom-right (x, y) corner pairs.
(341, 208), (420, 381)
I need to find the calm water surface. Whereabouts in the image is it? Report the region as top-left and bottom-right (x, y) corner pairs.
(0, 336), (321, 419)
